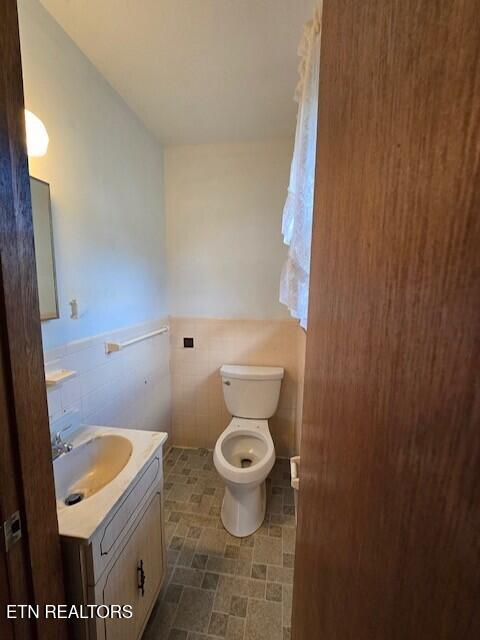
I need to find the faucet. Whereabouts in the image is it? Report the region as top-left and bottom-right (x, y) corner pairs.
(51, 431), (73, 461)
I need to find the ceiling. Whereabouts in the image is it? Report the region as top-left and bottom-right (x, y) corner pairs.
(39, 0), (315, 145)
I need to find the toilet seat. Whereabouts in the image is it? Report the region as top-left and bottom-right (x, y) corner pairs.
(214, 418), (275, 485)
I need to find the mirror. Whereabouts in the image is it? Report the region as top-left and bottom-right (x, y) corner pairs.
(30, 176), (59, 320)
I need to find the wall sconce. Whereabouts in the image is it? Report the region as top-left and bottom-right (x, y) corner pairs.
(25, 109), (49, 157)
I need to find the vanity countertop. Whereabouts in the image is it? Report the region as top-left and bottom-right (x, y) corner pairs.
(54, 425), (168, 542)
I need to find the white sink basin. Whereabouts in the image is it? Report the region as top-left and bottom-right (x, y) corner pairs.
(54, 425), (168, 541)
(55, 434), (133, 506)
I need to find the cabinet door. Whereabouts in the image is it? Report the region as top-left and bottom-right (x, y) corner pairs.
(132, 493), (164, 636)
(100, 493), (163, 640)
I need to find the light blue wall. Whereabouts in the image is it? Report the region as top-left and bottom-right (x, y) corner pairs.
(19, 0), (168, 350)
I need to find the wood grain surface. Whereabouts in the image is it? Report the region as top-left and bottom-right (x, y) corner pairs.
(0, 1), (68, 638)
(293, 1), (480, 639)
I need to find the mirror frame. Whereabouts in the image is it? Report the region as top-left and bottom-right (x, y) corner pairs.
(30, 176), (59, 321)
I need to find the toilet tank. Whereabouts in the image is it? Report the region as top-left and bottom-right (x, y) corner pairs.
(220, 365), (284, 419)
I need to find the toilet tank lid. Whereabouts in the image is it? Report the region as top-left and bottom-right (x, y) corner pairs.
(220, 365), (284, 381)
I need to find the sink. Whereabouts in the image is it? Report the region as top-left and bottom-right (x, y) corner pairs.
(54, 425), (168, 540)
(54, 434), (132, 506)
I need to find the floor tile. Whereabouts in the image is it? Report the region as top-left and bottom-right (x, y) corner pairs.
(240, 536), (254, 547)
(282, 584), (293, 627)
(268, 495), (283, 514)
(244, 599), (282, 640)
(208, 611), (229, 637)
(176, 522), (191, 537)
(225, 544), (239, 559)
(266, 582), (282, 602)
(206, 556), (236, 575)
(235, 559), (252, 577)
(226, 616), (245, 640)
(171, 567), (204, 588)
(168, 549), (180, 566)
(202, 572), (220, 591)
(197, 528), (229, 556)
(170, 535), (185, 551)
(283, 553), (294, 568)
(214, 575), (249, 613)
(270, 514), (295, 528)
(237, 546), (253, 561)
(253, 537), (282, 566)
(192, 553), (208, 570)
(143, 600), (178, 640)
(170, 484), (194, 502)
(178, 539), (198, 567)
(165, 583), (183, 604)
(251, 563), (267, 580)
(269, 525), (282, 538)
(266, 566), (293, 585)
(230, 595), (248, 618)
(155, 447), (296, 640)
(173, 587), (215, 633)
(283, 488), (294, 506)
(248, 579), (266, 599)
(282, 528), (296, 554)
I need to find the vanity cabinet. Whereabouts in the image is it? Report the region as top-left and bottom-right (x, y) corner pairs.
(94, 493), (163, 640)
(61, 447), (166, 640)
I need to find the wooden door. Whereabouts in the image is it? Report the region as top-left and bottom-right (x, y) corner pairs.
(292, 1), (480, 639)
(0, 1), (68, 638)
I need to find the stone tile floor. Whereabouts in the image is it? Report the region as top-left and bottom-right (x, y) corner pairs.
(143, 447), (296, 640)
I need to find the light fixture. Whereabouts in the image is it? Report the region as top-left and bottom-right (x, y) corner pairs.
(24, 109), (49, 157)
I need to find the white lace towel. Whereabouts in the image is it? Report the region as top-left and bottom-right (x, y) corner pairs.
(280, 5), (322, 329)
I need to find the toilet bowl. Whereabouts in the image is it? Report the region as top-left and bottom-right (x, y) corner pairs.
(213, 364), (284, 537)
(214, 418), (275, 536)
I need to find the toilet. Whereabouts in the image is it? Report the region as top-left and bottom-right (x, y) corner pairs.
(213, 364), (284, 537)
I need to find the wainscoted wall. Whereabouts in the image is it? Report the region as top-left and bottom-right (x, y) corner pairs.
(45, 319), (171, 438)
(165, 141), (306, 455)
(294, 329), (306, 455)
(170, 317), (304, 457)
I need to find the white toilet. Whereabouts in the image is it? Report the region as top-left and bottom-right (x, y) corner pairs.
(213, 364), (284, 537)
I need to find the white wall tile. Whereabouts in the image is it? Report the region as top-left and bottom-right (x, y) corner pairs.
(44, 318), (171, 439)
(47, 386), (63, 419)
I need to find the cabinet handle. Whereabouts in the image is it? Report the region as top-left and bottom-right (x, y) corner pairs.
(137, 559), (145, 596)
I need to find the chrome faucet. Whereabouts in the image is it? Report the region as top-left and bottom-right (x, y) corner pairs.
(51, 431), (73, 461)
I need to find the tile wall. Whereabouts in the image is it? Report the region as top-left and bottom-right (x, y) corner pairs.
(44, 318), (171, 437)
(170, 318), (305, 457)
(44, 316), (305, 457)
(294, 329), (306, 455)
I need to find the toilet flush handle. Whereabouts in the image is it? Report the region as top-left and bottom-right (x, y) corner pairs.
(223, 380), (231, 386)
